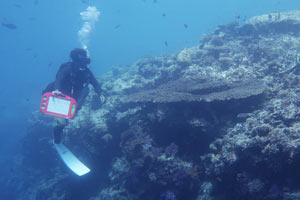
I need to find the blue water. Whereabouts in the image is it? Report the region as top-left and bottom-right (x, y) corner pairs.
(0, 0), (298, 197)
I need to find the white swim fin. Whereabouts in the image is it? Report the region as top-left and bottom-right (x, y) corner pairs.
(54, 143), (90, 176)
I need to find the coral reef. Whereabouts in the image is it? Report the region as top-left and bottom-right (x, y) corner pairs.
(3, 10), (300, 200)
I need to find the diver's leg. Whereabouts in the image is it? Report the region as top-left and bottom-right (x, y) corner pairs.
(53, 118), (67, 144)
(77, 86), (90, 111)
(53, 125), (64, 144)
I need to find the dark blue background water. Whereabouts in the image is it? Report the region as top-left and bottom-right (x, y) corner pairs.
(0, 0), (297, 179)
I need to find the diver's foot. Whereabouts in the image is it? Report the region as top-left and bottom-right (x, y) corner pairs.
(53, 139), (61, 145)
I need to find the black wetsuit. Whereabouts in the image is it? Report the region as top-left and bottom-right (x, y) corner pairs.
(43, 62), (102, 101)
(43, 61), (102, 143)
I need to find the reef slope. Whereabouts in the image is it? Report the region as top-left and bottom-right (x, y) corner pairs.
(4, 10), (300, 200)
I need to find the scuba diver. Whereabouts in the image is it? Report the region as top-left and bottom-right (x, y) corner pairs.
(43, 48), (105, 144)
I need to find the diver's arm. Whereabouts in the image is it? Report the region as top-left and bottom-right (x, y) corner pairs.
(88, 69), (106, 105)
(87, 69), (102, 95)
(54, 64), (70, 91)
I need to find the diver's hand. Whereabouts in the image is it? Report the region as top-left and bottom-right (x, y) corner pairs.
(52, 90), (62, 95)
(91, 94), (105, 110)
(100, 94), (106, 104)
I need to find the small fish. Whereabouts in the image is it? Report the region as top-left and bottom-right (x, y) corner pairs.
(13, 4), (22, 8)
(164, 41), (168, 47)
(34, 0), (39, 5)
(153, 0), (158, 3)
(184, 24), (188, 29)
(235, 14), (240, 19)
(2, 23), (17, 30)
(28, 17), (36, 21)
(25, 48), (32, 51)
(162, 13), (166, 17)
(48, 62), (53, 68)
(114, 24), (121, 29)
(81, 0), (89, 4)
